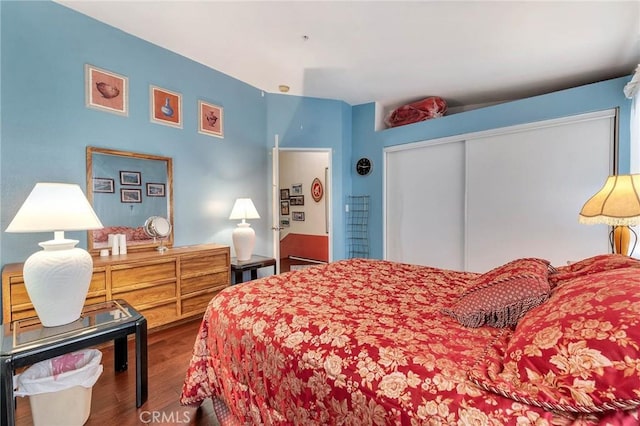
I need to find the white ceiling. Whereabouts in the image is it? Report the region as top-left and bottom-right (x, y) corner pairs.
(57, 1), (640, 111)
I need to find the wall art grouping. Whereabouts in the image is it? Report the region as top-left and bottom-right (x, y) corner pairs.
(93, 172), (166, 204)
(85, 64), (224, 138)
(278, 178), (323, 223)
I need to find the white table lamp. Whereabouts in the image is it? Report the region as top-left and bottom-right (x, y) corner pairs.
(229, 198), (260, 261)
(5, 183), (104, 326)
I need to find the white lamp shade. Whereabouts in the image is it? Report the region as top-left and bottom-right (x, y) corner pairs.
(6, 183), (103, 232)
(5, 182), (103, 326)
(229, 198), (260, 221)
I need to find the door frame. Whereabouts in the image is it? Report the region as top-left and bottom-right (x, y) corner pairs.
(273, 146), (332, 273)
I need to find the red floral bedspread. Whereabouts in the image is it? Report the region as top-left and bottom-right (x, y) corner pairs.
(180, 258), (639, 425)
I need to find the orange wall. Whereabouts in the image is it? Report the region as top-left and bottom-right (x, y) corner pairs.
(280, 233), (328, 262)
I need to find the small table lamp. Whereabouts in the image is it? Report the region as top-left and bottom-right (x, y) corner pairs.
(5, 183), (104, 326)
(579, 174), (640, 256)
(229, 198), (260, 261)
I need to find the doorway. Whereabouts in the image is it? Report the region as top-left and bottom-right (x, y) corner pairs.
(276, 149), (331, 273)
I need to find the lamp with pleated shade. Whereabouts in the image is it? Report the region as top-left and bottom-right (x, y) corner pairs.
(579, 174), (640, 256)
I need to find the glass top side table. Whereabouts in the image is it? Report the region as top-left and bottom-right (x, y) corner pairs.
(1, 299), (147, 426)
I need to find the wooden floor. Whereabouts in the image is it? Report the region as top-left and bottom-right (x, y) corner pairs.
(14, 318), (220, 426)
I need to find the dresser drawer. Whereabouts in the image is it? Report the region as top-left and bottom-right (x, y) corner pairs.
(181, 251), (228, 276)
(12, 306), (37, 321)
(113, 282), (176, 308)
(9, 277), (29, 307)
(11, 294), (106, 323)
(140, 302), (178, 328)
(10, 270), (106, 307)
(181, 291), (216, 317)
(111, 259), (177, 288)
(89, 270), (107, 292)
(181, 271), (229, 295)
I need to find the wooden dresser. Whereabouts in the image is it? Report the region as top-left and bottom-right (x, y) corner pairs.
(2, 244), (230, 329)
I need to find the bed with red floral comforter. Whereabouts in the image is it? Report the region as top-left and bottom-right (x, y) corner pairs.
(180, 256), (640, 425)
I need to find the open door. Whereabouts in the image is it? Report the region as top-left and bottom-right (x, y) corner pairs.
(274, 148), (331, 273)
(271, 139), (281, 274)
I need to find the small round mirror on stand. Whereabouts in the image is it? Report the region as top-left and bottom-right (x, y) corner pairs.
(144, 216), (172, 252)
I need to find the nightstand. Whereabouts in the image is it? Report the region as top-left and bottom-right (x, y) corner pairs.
(1, 299), (147, 426)
(230, 255), (276, 283)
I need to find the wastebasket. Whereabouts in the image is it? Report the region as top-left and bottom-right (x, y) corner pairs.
(13, 349), (103, 426)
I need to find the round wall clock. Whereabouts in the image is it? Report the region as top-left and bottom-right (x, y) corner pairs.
(356, 157), (372, 176)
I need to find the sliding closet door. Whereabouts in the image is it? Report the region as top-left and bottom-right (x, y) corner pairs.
(385, 140), (465, 270)
(465, 113), (614, 272)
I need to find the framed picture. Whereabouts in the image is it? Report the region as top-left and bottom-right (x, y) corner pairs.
(292, 184), (303, 195)
(280, 188), (290, 200)
(92, 178), (114, 193)
(150, 85), (182, 128)
(311, 177), (324, 202)
(280, 200), (290, 215)
(121, 188), (141, 203)
(290, 195), (304, 206)
(292, 211), (305, 221)
(280, 218), (290, 228)
(146, 183), (166, 197)
(198, 100), (224, 138)
(85, 64), (128, 116)
(120, 171), (141, 186)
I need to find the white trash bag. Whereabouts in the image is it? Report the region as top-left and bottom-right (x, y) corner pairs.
(14, 349), (103, 396)
(13, 349), (103, 426)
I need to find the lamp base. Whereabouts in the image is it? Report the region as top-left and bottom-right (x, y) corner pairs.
(610, 226), (638, 256)
(23, 239), (93, 327)
(232, 222), (256, 261)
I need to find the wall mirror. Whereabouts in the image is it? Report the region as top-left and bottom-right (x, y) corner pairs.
(86, 146), (174, 254)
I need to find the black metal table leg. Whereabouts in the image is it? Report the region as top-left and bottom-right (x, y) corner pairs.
(1, 356), (14, 426)
(136, 317), (148, 407)
(114, 336), (128, 372)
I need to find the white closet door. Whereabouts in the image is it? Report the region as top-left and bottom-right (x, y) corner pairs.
(465, 114), (614, 272)
(385, 141), (465, 270)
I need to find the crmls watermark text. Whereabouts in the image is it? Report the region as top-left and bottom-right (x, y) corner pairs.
(139, 411), (191, 424)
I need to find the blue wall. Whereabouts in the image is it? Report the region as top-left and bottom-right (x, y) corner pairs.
(266, 94), (352, 260)
(352, 77), (633, 259)
(0, 1), (267, 264)
(0, 1), (351, 268)
(0, 0), (632, 270)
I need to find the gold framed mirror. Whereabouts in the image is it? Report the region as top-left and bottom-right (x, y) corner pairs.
(86, 146), (174, 254)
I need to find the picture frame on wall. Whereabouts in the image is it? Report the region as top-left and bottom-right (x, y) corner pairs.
(292, 211), (305, 221)
(292, 184), (303, 195)
(150, 85), (182, 128)
(311, 177), (324, 202)
(280, 218), (290, 228)
(146, 183), (166, 197)
(92, 178), (114, 193)
(121, 188), (141, 203)
(198, 100), (224, 138)
(290, 195), (304, 206)
(280, 200), (290, 216)
(120, 171), (141, 186)
(85, 64), (128, 116)
(280, 188), (290, 200)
